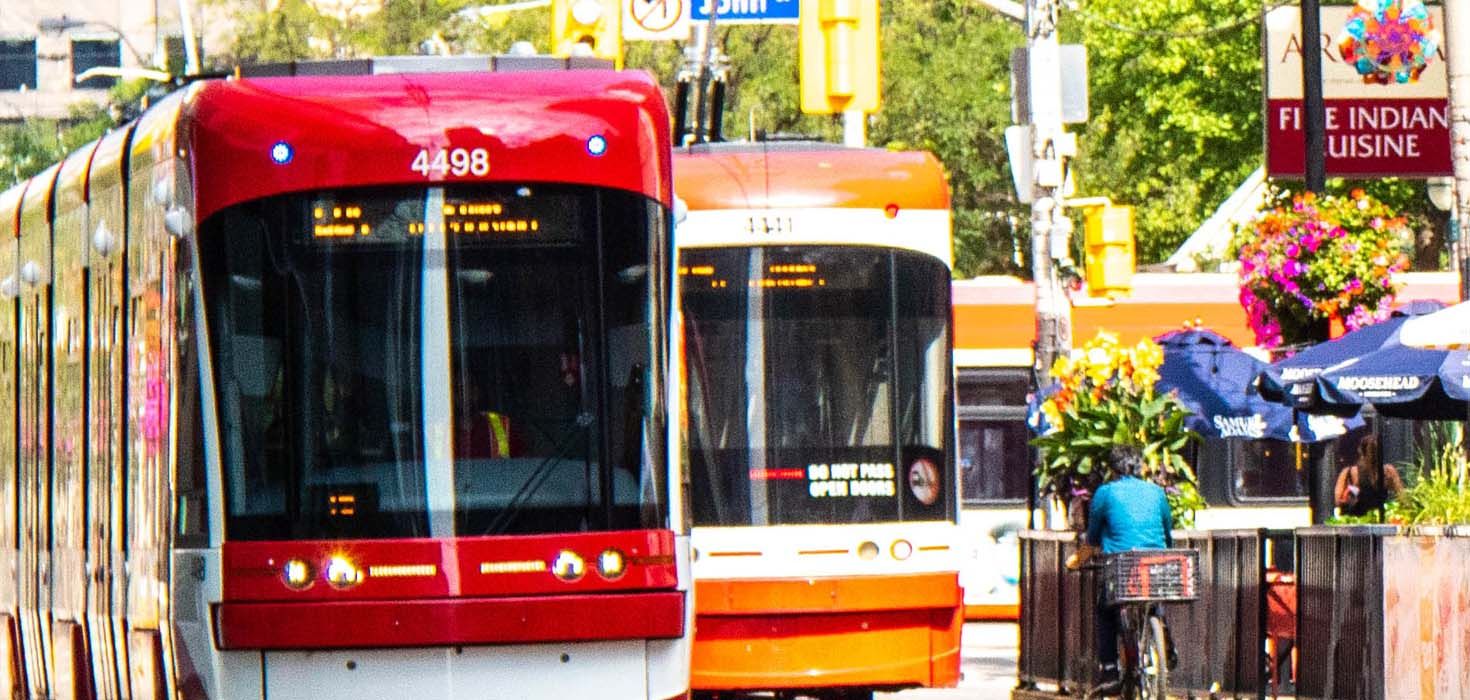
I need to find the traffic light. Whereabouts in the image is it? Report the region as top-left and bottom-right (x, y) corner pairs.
(551, 0), (622, 68)
(798, 0), (880, 114)
(1083, 204), (1135, 299)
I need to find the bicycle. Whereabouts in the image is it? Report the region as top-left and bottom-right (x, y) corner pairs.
(1076, 548), (1199, 700)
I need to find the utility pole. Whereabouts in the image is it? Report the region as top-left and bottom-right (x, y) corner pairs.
(1448, 0), (1470, 300)
(1025, 0), (1073, 382)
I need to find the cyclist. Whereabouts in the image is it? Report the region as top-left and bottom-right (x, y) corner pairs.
(1066, 444), (1173, 693)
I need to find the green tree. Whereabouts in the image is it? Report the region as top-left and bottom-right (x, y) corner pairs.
(1067, 0), (1263, 265)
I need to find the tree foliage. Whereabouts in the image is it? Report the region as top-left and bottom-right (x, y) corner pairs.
(1067, 0), (1263, 265)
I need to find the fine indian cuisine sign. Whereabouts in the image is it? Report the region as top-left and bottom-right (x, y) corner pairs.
(1264, 6), (1450, 177)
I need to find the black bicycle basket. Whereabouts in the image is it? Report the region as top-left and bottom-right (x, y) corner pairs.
(1102, 549), (1199, 605)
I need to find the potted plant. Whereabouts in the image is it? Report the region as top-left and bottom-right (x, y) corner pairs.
(1030, 331), (1203, 528)
(1230, 188), (1414, 349)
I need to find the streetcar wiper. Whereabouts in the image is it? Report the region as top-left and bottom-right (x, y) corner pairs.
(482, 412), (595, 536)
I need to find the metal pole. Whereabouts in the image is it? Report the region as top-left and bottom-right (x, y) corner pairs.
(843, 110), (865, 147)
(1448, 0), (1470, 299)
(1025, 0), (1071, 381)
(1302, 0), (1326, 192)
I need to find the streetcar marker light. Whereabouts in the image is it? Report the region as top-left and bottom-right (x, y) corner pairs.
(891, 539), (913, 560)
(597, 549), (627, 580)
(282, 559), (314, 590)
(271, 141), (294, 165)
(857, 541), (880, 561)
(325, 556), (363, 588)
(884, 203), (900, 219)
(552, 550), (586, 582)
(586, 135), (608, 157)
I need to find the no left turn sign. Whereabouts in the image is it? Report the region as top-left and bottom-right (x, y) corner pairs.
(624, 0), (689, 40)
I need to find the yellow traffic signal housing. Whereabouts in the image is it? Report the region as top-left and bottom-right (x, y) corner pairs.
(551, 0), (622, 68)
(799, 0), (880, 114)
(1083, 204), (1135, 299)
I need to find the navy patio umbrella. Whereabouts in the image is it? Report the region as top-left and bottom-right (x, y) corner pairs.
(1314, 345), (1470, 421)
(1155, 328), (1358, 442)
(1255, 300), (1445, 414)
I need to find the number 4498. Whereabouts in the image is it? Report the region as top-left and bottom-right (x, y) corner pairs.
(411, 148), (490, 177)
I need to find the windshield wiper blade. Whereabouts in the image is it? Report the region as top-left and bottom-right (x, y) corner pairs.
(482, 412), (594, 536)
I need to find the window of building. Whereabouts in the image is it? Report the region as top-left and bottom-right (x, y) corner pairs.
(72, 38), (121, 89)
(958, 368), (1032, 505)
(0, 39), (38, 91)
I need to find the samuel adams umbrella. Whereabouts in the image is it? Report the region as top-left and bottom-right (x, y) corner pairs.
(1155, 329), (1355, 442)
(1315, 345), (1470, 420)
(1256, 300), (1445, 412)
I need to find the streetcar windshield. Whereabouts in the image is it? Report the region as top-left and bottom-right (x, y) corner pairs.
(681, 246), (954, 526)
(200, 184), (667, 540)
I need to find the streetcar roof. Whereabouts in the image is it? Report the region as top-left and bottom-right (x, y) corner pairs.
(674, 144), (949, 211)
(179, 69), (672, 222)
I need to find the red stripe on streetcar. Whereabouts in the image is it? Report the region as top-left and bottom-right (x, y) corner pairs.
(222, 530), (678, 601)
(747, 468), (804, 481)
(214, 591), (685, 649)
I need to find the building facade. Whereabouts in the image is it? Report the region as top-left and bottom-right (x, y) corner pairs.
(0, 0), (208, 121)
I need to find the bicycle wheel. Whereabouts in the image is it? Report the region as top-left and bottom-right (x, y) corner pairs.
(1136, 613), (1169, 700)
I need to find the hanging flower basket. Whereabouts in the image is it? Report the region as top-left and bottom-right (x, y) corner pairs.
(1231, 189), (1413, 349)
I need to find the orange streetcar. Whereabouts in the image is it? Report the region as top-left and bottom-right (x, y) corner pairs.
(673, 142), (963, 699)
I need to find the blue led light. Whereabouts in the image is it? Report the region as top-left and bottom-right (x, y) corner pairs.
(270, 141), (294, 165)
(586, 135), (608, 157)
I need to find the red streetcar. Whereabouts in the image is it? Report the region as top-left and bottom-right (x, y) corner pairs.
(0, 57), (688, 700)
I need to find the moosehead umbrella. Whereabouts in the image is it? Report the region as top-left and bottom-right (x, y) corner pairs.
(1315, 345), (1470, 420)
(1154, 328), (1357, 442)
(1256, 299), (1445, 414)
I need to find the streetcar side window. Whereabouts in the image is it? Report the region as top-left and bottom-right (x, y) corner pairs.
(1228, 439), (1310, 501)
(956, 369), (1029, 505)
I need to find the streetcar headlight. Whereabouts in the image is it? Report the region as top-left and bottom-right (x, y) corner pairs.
(552, 550), (586, 582)
(597, 549), (627, 580)
(282, 559), (314, 590)
(325, 556), (363, 589)
(891, 539), (914, 560)
(857, 541), (880, 561)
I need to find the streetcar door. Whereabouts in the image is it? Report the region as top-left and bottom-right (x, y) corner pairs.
(86, 185), (127, 699)
(0, 228), (23, 697)
(17, 181), (55, 700)
(51, 156), (95, 700)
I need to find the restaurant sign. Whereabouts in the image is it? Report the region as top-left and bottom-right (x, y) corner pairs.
(1264, 6), (1450, 178)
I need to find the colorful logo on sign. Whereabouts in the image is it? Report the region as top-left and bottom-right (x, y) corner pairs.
(1338, 0), (1440, 85)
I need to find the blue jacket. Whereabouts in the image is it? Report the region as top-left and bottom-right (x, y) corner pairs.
(1086, 476), (1172, 554)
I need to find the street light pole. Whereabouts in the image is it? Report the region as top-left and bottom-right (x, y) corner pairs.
(1301, 0), (1326, 193)
(1447, 0), (1470, 300)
